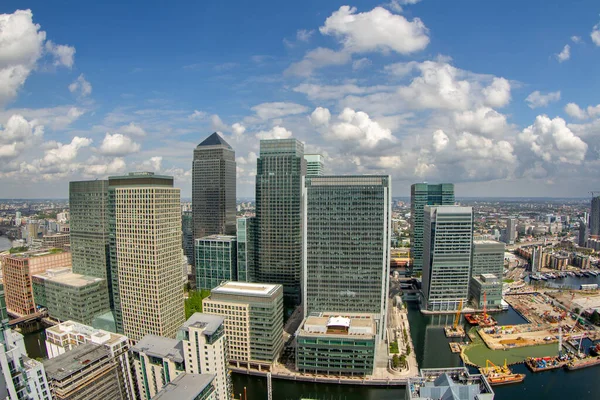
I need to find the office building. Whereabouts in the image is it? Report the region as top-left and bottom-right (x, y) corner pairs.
(44, 343), (124, 400)
(182, 211), (194, 265)
(39, 233), (70, 251)
(410, 183), (455, 274)
(177, 314), (230, 400)
(45, 321), (136, 400)
(192, 132), (236, 240)
(255, 139), (305, 304)
(296, 313), (376, 377)
(32, 268), (109, 325)
(501, 217), (517, 245)
(0, 284), (52, 400)
(195, 235), (237, 291)
(471, 240), (504, 278)
(303, 154), (324, 176)
(406, 367), (494, 400)
(236, 217), (256, 282)
(590, 196), (600, 238)
(152, 373), (216, 400)
(422, 206), (473, 312)
(579, 220), (588, 247)
(203, 282), (283, 370)
(108, 172), (185, 341)
(303, 175), (390, 339)
(469, 274), (502, 309)
(1, 249), (71, 316)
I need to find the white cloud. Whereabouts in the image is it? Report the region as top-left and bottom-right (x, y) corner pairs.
(68, 74), (92, 97)
(352, 58), (372, 70)
(564, 103), (587, 120)
(571, 36), (582, 44)
(326, 108), (395, 148)
(588, 104), (600, 118)
(45, 40), (75, 68)
(137, 156), (162, 172)
(0, 114), (44, 159)
(232, 122), (246, 137)
(41, 136), (92, 166)
(99, 133), (140, 156)
(320, 6), (429, 55)
(118, 122), (146, 137)
(84, 157), (126, 176)
(285, 47), (351, 77)
(309, 107), (331, 126)
(0, 106), (84, 130)
(210, 114), (228, 131)
(255, 126), (293, 140)
(251, 102), (309, 120)
(432, 130), (449, 152)
(525, 90), (561, 109)
(453, 107), (508, 138)
(188, 110), (207, 120)
(556, 44), (570, 62)
(293, 82), (393, 101)
(296, 29), (314, 42)
(591, 23), (600, 46)
(482, 77), (511, 108)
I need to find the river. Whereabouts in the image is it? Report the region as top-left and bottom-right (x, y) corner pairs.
(0, 236), (11, 251)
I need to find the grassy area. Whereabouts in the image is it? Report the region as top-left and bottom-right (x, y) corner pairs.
(184, 289), (211, 319)
(389, 341), (400, 354)
(462, 327), (558, 366)
(503, 279), (515, 283)
(8, 246), (28, 254)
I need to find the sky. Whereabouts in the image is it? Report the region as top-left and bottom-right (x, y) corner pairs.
(1, 0), (600, 198)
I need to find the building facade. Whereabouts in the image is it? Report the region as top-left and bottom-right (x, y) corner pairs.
(590, 196), (600, 238)
(303, 175), (391, 339)
(422, 206), (473, 312)
(410, 183), (455, 274)
(108, 172), (185, 341)
(195, 235), (237, 291)
(501, 217), (517, 245)
(255, 139), (306, 304)
(471, 240), (505, 278)
(203, 282), (283, 370)
(182, 211), (194, 266)
(152, 373), (216, 400)
(303, 154), (324, 176)
(236, 217), (256, 283)
(469, 274), (502, 309)
(406, 368), (494, 400)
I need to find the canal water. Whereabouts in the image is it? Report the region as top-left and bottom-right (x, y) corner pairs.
(0, 236), (11, 251)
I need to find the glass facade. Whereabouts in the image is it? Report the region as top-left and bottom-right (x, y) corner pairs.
(255, 139), (305, 305)
(296, 335), (375, 376)
(410, 183), (455, 274)
(195, 235), (237, 291)
(422, 206), (473, 311)
(303, 154), (324, 176)
(471, 240), (505, 278)
(303, 176), (390, 337)
(182, 211), (194, 265)
(236, 217), (256, 282)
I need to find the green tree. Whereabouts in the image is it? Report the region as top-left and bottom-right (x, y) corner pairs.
(184, 289), (211, 319)
(392, 354), (400, 368)
(389, 341), (399, 354)
(406, 344), (411, 356)
(399, 354), (407, 368)
(591, 310), (600, 326)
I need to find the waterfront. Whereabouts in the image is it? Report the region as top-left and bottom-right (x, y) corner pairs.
(0, 235), (11, 251)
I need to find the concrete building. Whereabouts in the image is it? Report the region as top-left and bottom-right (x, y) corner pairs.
(422, 206), (473, 312)
(1, 249), (71, 316)
(0, 285), (51, 400)
(44, 321), (135, 400)
(255, 139), (306, 305)
(40, 233), (70, 251)
(501, 218), (517, 245)
(192, 132), (236, 247)
(32, 268), (109, 325)
(469, 274), (502, 309)
(44, 343), (124, 400)
(573, 254), (591, 270)
(177, 314), (230, 400)
(591, 196), (600, 238)
(303, 175), (391, 339)
(108, 172), (185, 341)
(236, 217), (256, 282)
(303, 154), (324, 176)
(152, 373), (216, 400)
(578, 220), (588, 247)
(550, 254), (569, 270)
(203, 281), (283, 370)
(195, 235), (237, 291)
(406, 367), (494, 400)
(410, 183), (455, 274)
(295, 313), (376, 377)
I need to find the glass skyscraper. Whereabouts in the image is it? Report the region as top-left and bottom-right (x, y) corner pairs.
(422, 205), (473, 312)
(195, 235), (237, 291)
(303, 154), (324, 176)
(303, 175), (391, 338)
(236, 217), (256, 282)
(410, 183), (455, 274)
(255, 139), (305, 305)
(591, 196), (600, 238)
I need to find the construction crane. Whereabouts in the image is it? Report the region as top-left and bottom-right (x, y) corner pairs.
(454, 300), (463, 328)
(483, 292), (488, 319)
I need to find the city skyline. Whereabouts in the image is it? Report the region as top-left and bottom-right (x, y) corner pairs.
(1, 1), (600, 199)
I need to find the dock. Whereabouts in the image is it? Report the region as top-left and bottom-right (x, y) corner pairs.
(444, 326), (466, 338)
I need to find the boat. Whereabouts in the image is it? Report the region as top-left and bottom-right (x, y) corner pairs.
(589, 270), (598, 276)
(565, 356), (600, 370)
(525, 356), (568, 372)
(567, 272), (575, 277)
(576, 272), (583, 277)
(464, 314), (479, 325)
(541, 275), (548, 281)
(480, 360), (526, 386)
(530, 275), (540, 281)
(582, 271), (591, 277)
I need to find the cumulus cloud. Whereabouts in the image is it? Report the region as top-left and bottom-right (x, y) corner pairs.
(285, 47), (351, 77)
(255, 126), (293, 140)
(188, 110), (207, 120)
(137, 156), (162, 172)
(99, 133), (140, 156)
(309, 107), (331, 126)
(525, 90), (561, 109)
(453, 107), (508, 138)
(68, 74), (92, 97)
(352, 58), (372, 70)
(482, 77), (511, 108)
(571, 36), (582, 44)
(118, 122), (146, 137)
(320, 6), (429, 55)
(45, 40), (75, 68)
(556, 44), (570, 62)
(0, 106), (84, 130)
(84, 157), (126, 176)
(41, 136), (92, 166)
(296, 29), (314, 42)
(232, 122), (246, 137)
(210, 114), (228, 131)
(251, 102), (309, 120)
(564, 103), (587, 120)
(0, 114), (44, 159)
(326, 108), (395, 148)
(591, 23), (600, 46)
(432, 130), (449, 152)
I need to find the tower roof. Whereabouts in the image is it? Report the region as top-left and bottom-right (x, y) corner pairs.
(197, 132), (232, 149)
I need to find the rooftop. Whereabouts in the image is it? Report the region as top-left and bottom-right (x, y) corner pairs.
(4, 248), (65, 259)
(132, 335), (183, 363)
(473, 239), (504, 246)
(407, 368), (494, 400)
(196, 132), (232, 149)
(152, 373), (215, 400)
(179, 313), (224, 336)
(44, 343), (110, 381)
(210, 281), (281, 298)
(196, 234), (237, 243)
(46, 320), (126, 346)
(300, 313), (376, 338)
(33, 269), (104, 288)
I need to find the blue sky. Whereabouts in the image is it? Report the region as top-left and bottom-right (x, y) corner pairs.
(1, 0), (600, 198)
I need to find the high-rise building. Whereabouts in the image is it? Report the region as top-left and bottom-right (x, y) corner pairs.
(422, 206), (473, 312)
(303, 154), (324, 176)
(303, 175), (390, 338)
(45, 321), (136, 400)
(108, 172), (185, 341)
(410, 183), (455, 274)
(182, 211), (194, 265)
(579, 220), (588, 247)
(152, 373), (217, 400)
(590, 196), (600, 238)
(203, 281), (283, 370)
(471, 240), (504, 278)
(192, 132), (236, 241)
(195, 235), (237, 291)
(501, 217), (517, 245)
(236, 217), (256, 282)
(255, 139), (305, 304)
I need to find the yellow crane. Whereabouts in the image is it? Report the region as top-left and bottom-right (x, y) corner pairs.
(453, 300), (463, 328)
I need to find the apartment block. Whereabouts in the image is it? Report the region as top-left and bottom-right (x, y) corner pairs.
(152, 373), (216, 400)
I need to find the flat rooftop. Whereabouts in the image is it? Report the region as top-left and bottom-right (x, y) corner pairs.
(153, 373), (215, 400)
(300, 313), (376, 338)
(179, 313), (224, 336)
(210, 281), (280, 298)
(33, 269), (103, 288)
(132, 335), (183, 363)
(195, 235), (236, 243)
(46, 320), (126, 346)
(4, 248), (65, 259)
(44, 343), (109, 381)
(474, 239), (504, 246)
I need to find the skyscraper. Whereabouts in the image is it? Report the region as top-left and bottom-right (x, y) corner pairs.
(108, 172), (185, 341)
(182, 210), (194, 265)
(501, 217), (517, 245)
(255, 139), (305, 304)
(195, 235), (237, 291)
(303, 154), (324, 176)
(236, 217), (256, 282)
(590, 196), (600, 238)
(303, 175), (391, 338)
(422, 205), (473, 312)
(410, 183), (455, 274)
(192, 132), (236, 241)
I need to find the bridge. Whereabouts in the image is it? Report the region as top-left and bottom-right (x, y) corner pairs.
(7, 310), (48, 327)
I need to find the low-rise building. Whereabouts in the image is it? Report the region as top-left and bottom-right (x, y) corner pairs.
(152, 373), (216, 400)
(203, 281), (283, 371)
(295, 313), (376, 377)
(406, 367), (494, 400)
(469, 274), (503, 309)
